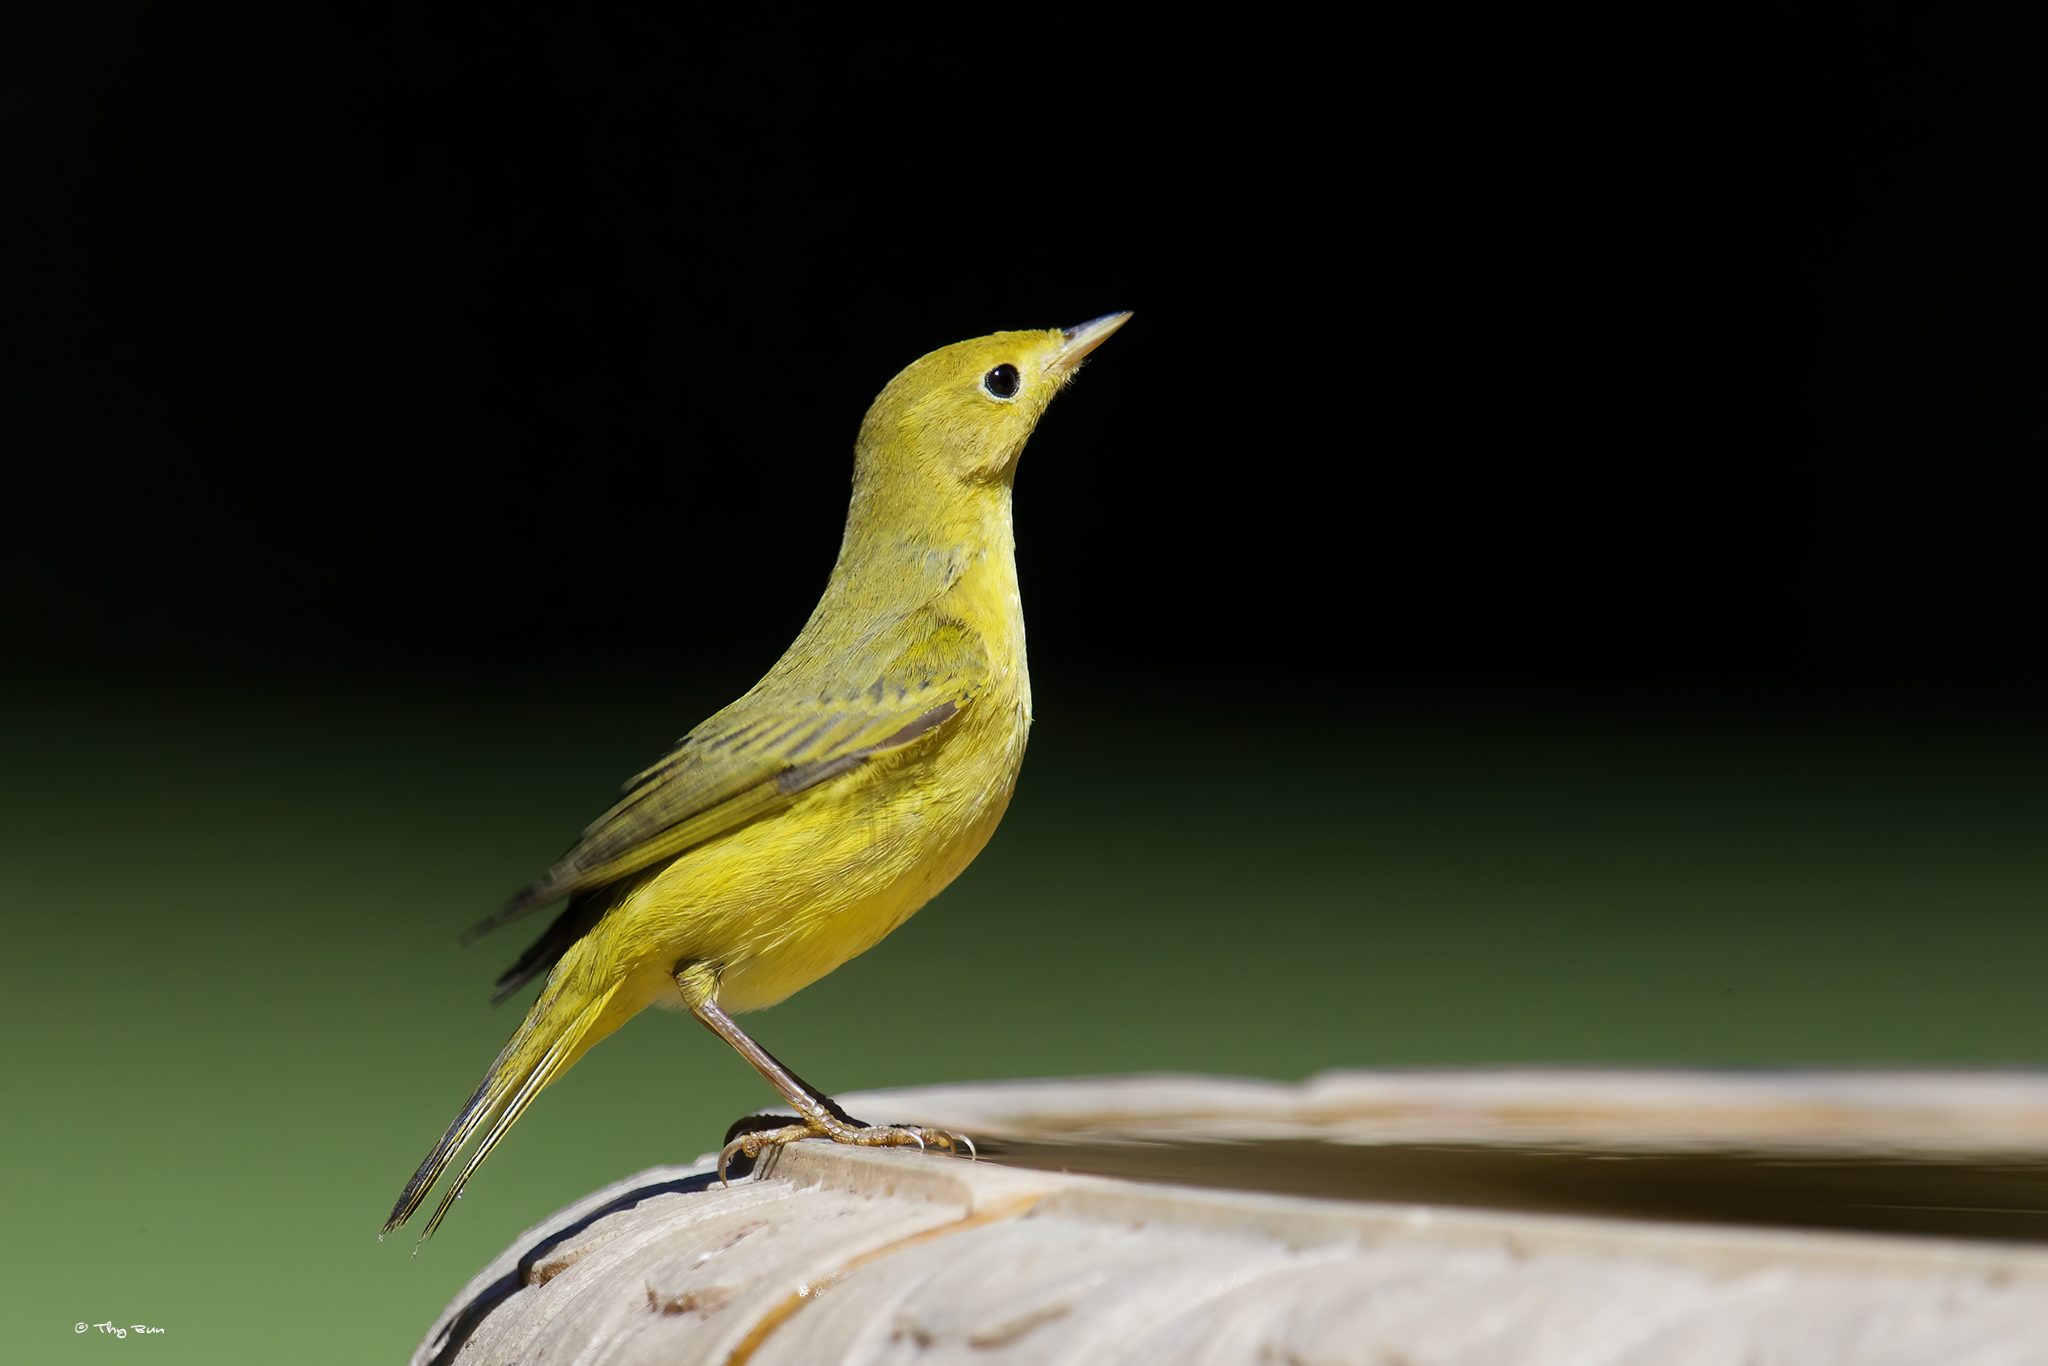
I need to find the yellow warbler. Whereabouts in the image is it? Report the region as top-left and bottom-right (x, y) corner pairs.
(386, 313), (1131, 1239)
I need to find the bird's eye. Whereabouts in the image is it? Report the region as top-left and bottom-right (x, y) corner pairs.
(982, 364), (1020, 400)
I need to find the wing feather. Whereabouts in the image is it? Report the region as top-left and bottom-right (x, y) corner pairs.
(461, 619), (987, 947)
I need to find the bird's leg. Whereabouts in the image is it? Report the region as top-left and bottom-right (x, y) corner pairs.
(682, 985), (974, 1183)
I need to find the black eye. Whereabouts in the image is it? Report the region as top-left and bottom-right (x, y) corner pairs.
(982, 364), (1020, 399)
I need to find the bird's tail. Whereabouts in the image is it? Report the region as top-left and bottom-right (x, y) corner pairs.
(385, 965), (628, 1241)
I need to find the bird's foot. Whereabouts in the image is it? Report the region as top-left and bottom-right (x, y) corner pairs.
(717, 1115), (977, 1186)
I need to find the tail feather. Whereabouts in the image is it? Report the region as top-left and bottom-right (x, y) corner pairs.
(385, 1072), (494, 1233)
(419, 1031), (573, 1239)
(487, 893), (607, 1006)
(385, 975), (625, 1239)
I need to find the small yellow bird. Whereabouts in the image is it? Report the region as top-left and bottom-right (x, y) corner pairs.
(386, 313), (1131, 1239)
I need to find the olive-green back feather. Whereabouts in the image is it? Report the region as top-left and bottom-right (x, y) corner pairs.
(464, 617), (990, 949)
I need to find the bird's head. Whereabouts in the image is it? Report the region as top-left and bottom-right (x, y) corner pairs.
(855, 313), (1131, 497)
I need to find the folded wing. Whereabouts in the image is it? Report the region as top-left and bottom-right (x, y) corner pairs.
(463, 620), (989, 960)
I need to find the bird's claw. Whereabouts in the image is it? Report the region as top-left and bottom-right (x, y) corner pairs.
(714, 1119), (977, 1186)
(716, 1121), (816, 1187)
(900, 1126), (976, 1161)
(717, 1130), (761, 1187)
(716, 1132), (752, 1187)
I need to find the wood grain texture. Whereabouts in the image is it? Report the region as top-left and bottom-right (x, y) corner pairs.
(412, 1071), (2048, 1365)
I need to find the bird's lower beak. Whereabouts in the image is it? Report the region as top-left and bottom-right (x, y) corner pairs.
(1049, 311), (1133, 378)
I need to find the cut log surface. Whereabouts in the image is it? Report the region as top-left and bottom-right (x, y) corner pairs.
(413, 1071), (2048, 1365)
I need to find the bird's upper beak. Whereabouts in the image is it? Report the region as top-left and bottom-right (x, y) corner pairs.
(1047, 311), (1133, 379)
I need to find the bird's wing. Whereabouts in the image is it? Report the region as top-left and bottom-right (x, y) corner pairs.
(463, 619), (988, 941)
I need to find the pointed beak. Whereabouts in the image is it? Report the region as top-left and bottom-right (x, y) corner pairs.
(1048, 311), (1133, 379)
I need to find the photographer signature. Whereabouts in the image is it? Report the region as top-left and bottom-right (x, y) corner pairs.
(75, 1321), (165, 1339)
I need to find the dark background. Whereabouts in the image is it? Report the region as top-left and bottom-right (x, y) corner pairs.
(8, 7), (2047, 1364)
(13, 7), (2044, 701)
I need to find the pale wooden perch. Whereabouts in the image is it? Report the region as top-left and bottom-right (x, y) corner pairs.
(413, 1070), (2048, 1364)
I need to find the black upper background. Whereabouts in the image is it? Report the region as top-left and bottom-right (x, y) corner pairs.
(11, 6), (2046, 712)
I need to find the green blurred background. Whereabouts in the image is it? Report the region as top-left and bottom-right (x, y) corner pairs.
(6, 680), (2046, 1362)
(12, 5), (2048, 1363)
